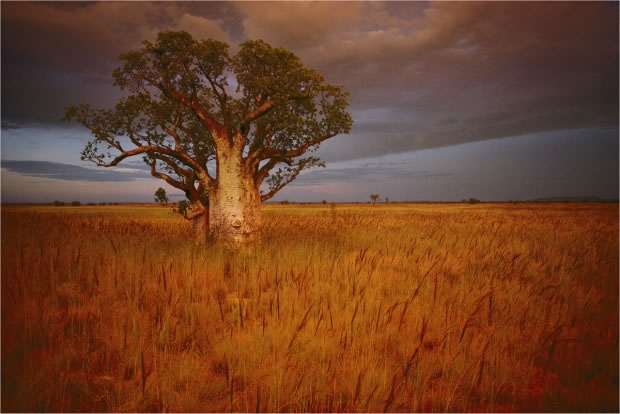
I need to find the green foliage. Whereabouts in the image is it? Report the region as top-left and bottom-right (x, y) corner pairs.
(53, 200), (65, 206)
(264, 156), (324, 200)
(174, 200), (189, 217)
(64, 30), (352, 209)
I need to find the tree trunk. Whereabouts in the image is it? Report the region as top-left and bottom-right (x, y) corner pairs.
(190, 209), (208, 244)
(208, 152), (261, 245)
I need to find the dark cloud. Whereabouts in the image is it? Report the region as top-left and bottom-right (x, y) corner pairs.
(299, 2), (617, 160)
(293, 165), (453, 187)
(1, 160), (151, 182)
(1, 1), (231, 124)
(1, 1), (617, 162)
(1, 2), (230, 74)
(1, 119), (21, 130)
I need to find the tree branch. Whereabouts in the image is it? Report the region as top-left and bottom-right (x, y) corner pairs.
(258, 132), (336, 161)
(143, 75), (230, 147)
(254, 157), (290, 185)
(149, 158), (187, 191)
(184, 209), (206, 220)
(159, 106), (184, 152)
(151, 152), (193, 180)
(150, 154), (208, 221)
(240, 98), (275, 131)
(260, 174), (296, 202)
(90, 144), (214, 186)
(259, 156), (321, 201)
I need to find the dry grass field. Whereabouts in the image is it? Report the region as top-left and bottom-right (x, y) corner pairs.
(1, 203), (618, 412)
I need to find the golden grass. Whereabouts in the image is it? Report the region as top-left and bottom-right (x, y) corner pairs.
(1, 203), (618, 412)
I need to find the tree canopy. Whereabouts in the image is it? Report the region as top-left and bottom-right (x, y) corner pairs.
(64, 31), (353, 203)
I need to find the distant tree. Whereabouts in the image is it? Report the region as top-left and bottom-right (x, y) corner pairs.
(385, 197), (389, 203)
(322, 200), (327, 204)
(467, 197), (480, 204)
(370, 194), (380, 205)
(154, 187), (169, 206)
(53, 200), (65, 206)
(70, 201), (81, 206)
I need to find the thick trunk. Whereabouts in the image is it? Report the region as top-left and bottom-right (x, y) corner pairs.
(208, 152), (260, 244)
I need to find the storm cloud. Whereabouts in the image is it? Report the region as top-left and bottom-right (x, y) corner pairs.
(1, 160), (151, 182)
(2, 2), (617, 158)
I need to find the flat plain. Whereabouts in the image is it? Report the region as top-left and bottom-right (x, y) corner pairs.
(1, 203), (618, 412)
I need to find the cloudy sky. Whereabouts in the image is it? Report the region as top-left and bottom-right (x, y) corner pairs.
(2, 1), (618, 202)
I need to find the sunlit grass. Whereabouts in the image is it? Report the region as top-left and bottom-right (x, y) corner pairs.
(1, 203), (618, 412)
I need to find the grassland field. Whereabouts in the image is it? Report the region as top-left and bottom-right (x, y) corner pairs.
(1, 202), (618, 412)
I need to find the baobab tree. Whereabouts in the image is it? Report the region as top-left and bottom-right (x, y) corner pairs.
(65, 31), (352, 244)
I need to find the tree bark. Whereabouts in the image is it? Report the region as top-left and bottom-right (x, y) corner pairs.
(208, 151), (261, 245)
(190, 210), (208, 244)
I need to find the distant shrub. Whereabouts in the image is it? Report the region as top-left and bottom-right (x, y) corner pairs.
(281, 200), (290, 205)
(70, 201), (81, 206)
(52, 200), (65, 206)
(99, 202), (107, 206)
(467, 197), (480, 204)
(87, 202), (95, 206)
(322, 200), (327, 204)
